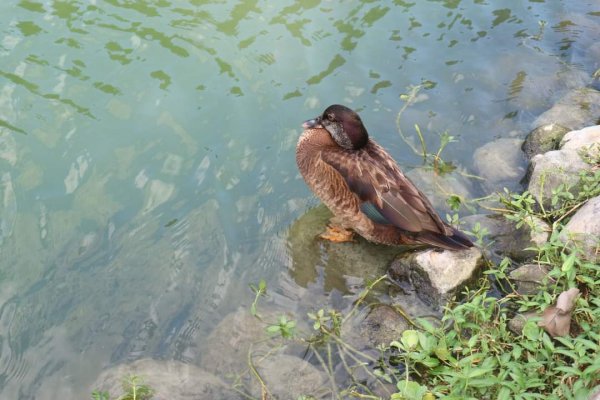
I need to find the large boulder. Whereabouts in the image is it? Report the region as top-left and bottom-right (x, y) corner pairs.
(388, 247), (484, 309)
(527, 125), (600, 209)
(560, 195), (600, 262)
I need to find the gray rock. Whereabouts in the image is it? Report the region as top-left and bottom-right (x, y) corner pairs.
(532, 88), (600, 130)
(251, 353), (330, 400)
(388, 247), (484, 309)
(522, 124), (571, 159)
(91, 358), (240, 400)
(473, 138), (527, 193)
(341, 304), (410, 351)
(560, 124), (600, 151)
(507, 312), (538, 335)
(462, 214), (550, 261)
(509, 264), (553, 295)
(527, 125), (600, 209)
(560, 195), (600, 262)
(406, 167), (478, 216)
(527, 149), (589, 208)
(199, 307), (279, 377)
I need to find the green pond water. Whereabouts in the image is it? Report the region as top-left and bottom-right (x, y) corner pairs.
(0, 0), (599, 398)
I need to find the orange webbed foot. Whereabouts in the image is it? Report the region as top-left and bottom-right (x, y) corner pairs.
(319, 225), (355, 243)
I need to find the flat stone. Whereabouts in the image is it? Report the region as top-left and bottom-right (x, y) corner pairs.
(509, 264), (553, 295)
(560, 195), (600, 261)
(287, 205), (400, 292)
(462, 214), (550, 261)
(532, 88), (600, 130)
(91, 358), (240, 400)
(388, 247), (484, 309)
(251, 353), (330, 400)
(522, 124), (570, 159)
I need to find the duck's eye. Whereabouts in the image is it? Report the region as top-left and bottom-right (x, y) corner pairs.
(326, 113), (335, 121)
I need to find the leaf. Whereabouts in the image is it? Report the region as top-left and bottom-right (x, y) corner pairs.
(561, 252), (577, 272)
(396, 380), (428, 399)
(538, 288), (580, 337)
(401, 330), (420, 350)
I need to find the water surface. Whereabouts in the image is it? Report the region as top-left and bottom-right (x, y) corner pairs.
(0, 0), (598, 397)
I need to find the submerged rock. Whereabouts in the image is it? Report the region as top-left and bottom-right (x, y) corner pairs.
(473, 138), (527, 193)
(527, 125), (600, 209)
(287, 205), (399, 292)
(198, 307), (280, 377)
(522, 124), (570, 159)
(560, 195), (600, 262)
(509, 264), (553, 295)
(91, 358), (240, 400)
(532, 88), (600, 130)
(388, 247), (484, 309)
(406, 167), (478, 216)
(462, 214), (550, 261)
(250, 353), (330, 400)
(341, 304), (410, 351)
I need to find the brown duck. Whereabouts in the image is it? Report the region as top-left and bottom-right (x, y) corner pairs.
(296, 104), (473, 251)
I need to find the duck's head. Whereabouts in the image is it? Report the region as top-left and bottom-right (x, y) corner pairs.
(303, 104), (369, 150)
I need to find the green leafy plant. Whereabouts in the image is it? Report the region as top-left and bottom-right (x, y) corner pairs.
(266, 315), (296, 339)
(249, 279), (267, 317)
(91, 375), (154, 400)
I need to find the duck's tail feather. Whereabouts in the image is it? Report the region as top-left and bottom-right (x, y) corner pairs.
(414, 227), (474, 251)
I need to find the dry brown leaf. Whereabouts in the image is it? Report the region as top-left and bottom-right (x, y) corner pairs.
(538, 288), (580, 337)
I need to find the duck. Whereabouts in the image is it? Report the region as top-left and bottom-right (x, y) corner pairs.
(296, 104), (473, 251)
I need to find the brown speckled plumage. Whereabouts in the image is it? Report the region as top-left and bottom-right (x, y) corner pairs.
(296, 104), (473, 251)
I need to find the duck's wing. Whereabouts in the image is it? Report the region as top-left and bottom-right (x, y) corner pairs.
(320, 143), (446, 234)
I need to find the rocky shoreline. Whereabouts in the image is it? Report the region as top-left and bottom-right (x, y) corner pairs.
(90, 93), (600, 400)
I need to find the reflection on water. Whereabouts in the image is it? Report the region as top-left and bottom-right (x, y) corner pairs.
(0, 0), (598, 398)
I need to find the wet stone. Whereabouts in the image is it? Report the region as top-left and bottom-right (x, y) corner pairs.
(287, 205), (400, 293)
(522, 124), (570, 159)
(388, 247), (484, 310)
(341, 304), (410, 351)
(198, 306), (279, 377)
(91, 358), (240, 400)
(251, 353), (330, 400)
(472, 138), (527, 193)
(462, 214), (550, 261)
(509, 264), (553, 295)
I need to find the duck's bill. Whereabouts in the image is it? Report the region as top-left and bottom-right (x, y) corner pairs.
(302, 118), (322, 129)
